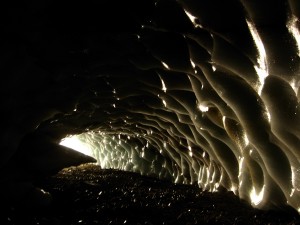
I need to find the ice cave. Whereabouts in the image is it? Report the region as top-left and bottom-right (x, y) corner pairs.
(1, 0), (300, 222)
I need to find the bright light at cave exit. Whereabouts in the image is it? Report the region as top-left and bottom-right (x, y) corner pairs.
(60, 135), (94, 158)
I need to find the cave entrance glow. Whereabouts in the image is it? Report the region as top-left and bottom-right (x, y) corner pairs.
(60, 135), (95, 159)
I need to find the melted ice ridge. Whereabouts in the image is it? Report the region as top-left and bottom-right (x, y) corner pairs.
(2, 0), (300, 212)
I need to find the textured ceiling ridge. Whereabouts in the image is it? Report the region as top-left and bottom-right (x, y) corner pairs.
(1, 0), (300, 211)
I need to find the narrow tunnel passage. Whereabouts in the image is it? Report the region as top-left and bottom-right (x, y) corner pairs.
(1, 0), (300, 224)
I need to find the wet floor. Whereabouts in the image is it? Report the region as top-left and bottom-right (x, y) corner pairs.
(3, 164), (300, 225)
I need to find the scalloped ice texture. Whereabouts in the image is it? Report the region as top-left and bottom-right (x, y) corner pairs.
(1, 0), (300, 212)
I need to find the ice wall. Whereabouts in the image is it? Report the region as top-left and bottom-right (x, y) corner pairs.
(2, 0), (300, 212)
(59, 0), (300, 210)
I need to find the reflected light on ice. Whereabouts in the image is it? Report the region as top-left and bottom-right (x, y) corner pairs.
(250, 185), (265, 206)
(243, 133), (249, 146)
(159, 75), (167, 93)
(287, 15), (300, 95)
(190, 59), (196, 69)
(287, 15), (300, 57)
(290, 79), (299, 96)
(183, 10), (203, 28)
(198, 103), (209, 112)
(162, 99), (167, 107)
(246, 19), (268, 95)
(161, 61), (170, 70)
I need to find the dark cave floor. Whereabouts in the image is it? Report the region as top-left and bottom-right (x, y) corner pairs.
(2, 164), (300, 225)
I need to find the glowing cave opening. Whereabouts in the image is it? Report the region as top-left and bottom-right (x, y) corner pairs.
(60, 135), (95, 158)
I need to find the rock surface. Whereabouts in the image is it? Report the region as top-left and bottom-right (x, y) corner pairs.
(2, 164), (299, 225)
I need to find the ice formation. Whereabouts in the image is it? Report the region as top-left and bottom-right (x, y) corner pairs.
(1, 0), (300, 212)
